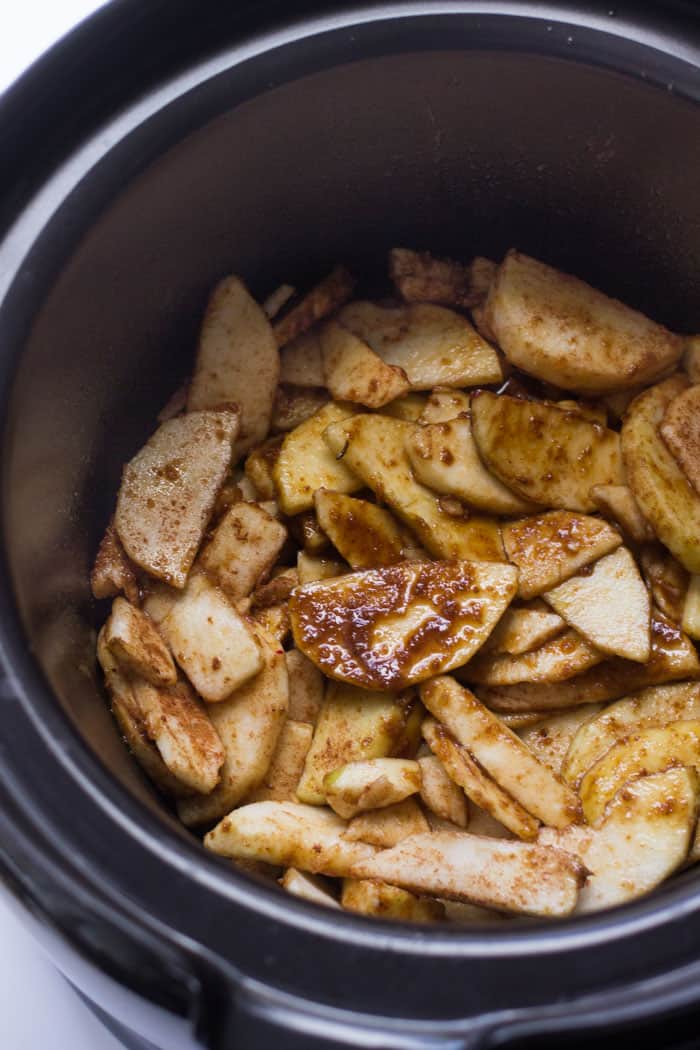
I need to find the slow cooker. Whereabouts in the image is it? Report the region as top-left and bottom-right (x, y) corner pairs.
(1, 1), (700, 1047)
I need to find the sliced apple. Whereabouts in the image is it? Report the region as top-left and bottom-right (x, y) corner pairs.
(484, 250), (683, 393)
(279, 330), (325, 387)
(683, 575), (700, 641)
(339, 301), (503, 389)
(274, 402), (361, 515)
(279, 868), (340, 908)
(479, 610), (700, 712)
(418, 387), (472, 423)
(296, 683), (416, 804)
(320, 319), (409, 408)
(187, 277), (278, 458)
(156, 573), (263, 702)
(622, 375), (700, 574)
(517, 704), (604, 775)
(579, 720), (700, 824)
(382, 392), (429, 421)
(540, 767), (698, 912)
(659, 383), (700, 494)
(245, 719), (313, 803)
(341, 878), (444, 922)
(406, 416), (538, 516)
(562, 681), (700, 789)
(324, 758), (421, 819)
(462, 629), (603, 687)
(272, 384), (330, 433)
(314, 490), (408, 569)
(110, 695), (191, 798)
(115, 410), (238, 588)
(471, 392), (624, 511)
(389, 247), (495, 309)
(543, 547), (650, 662)
(198, 502), (287, 602)
(503, 510), (622, 600)
(349, 830), (585, 917)
(285, 649), (324, 724)
(103, 596), (176, 686)
(422, 719), (538, 840)
(418, 754), (469, 829)
(296, 551), (348, 585)
(483, 602), (566, 656)
(91, 522), (139, 603)
(421, 677), (581, 828)
(273, 265), (355, 347)
(324, 414), (504, 562)
(640, 545), (689, 624)
(244, 436), (283, 500)
(589, 484), (654, 544)
(344, 798), (429, 848)
(178, 626), (288, 826)
(205, 800), (377, 876)
(290, 560), (517, 692)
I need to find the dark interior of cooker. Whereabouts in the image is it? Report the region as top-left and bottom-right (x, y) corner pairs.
(4, 49), (700, 829)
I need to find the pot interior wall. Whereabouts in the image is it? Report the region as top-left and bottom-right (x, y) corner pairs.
(4, 47), (700, 814)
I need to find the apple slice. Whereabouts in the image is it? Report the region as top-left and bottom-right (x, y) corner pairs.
(660, 384), (700, 494)
(314, 490), (409, 569)
(483, 602), (566, 656)
(280, 869), (340, 909)
(245, 720), (313, 803)
(274, 402), (362, 515)
(204, 801), (378, 877)
(543, 547), (651, 662)
(199, 502), (288, 601)
(623, 375), (700, 573)
(177, 626), (288, 826)
(406, 416), (538, 516)
(639, 546), (688, 624)
(272, 384), (330, 432)
(389, 247), (495, 309)
(285, 649), (324, 724)
(562, 681), (700, 789)
(324, 414), (504, 562)
(461, 629), (603, 687)
(418, 754), (469, 829)
(344, 798), (430, 848)
(349, 830), (585, 917)
(471, 392), (624, 511)
(503, 511), (622, 600)
(296, 683), (417, 804)
(422, 718), (538, 840)
(91, 522), (139, 603)
(273, 265), (355, 347)
(103, 597), (176, 686)
(418, 387), (472, 423)
(279, 331), (325, 387)
(187, 277), (278, 458)
(540, 767), (698, 912)
(324, 758), (421, 819)
(484, 250), (683, 393)
(421, 677), (581, 828)
(589, 484), (654, 544)
(320, 320), (409, 408)
(478, 609), (700, 712)
(339, 301), (503, 389)
(115, 409), (238, 588)
(341, 879), (444, 922)
(579, 720), (700, 823)
(290, 560), (518, 692)
(516, 704), (604, 775)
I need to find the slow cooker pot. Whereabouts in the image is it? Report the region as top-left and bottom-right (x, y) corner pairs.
(1, 1), (700, 1047)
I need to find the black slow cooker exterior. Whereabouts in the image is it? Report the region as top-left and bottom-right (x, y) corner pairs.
(1, 2), (700, 1047)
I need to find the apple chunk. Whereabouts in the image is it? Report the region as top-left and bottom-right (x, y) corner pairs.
(543, 546), (651, 662)
(484, 250), (683, 393)
(324, 758), (421, 819)
(540, 767), (698, 912)
(339, 301), (502, 389)
(349, 831), (585, 916)
(345, 798), (430, 847)
(290, 560), (518, 692)
(274, 402), (362, 515)
(187, 276), (278, 458)
(341, 879), (444, 922)
(314, 490), (409, 569)
(104, 596), (176, 686)
(461, 629), (603, 687)
(389, 247), (495, 309)
(471, 392), (624, 512)
(320, 320), (409, 408)
(115, 409), (238, 587)
(623, 375), (700, 573)
(198, 501), (288, 602)
(483, 602), (566, 656)
(659, 383), (700, 495)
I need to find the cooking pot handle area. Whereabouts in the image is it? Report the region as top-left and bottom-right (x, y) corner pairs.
(211, 983), (494, 1050)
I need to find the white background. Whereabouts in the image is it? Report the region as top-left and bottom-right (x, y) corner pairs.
(2, 10), (124, 1050)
